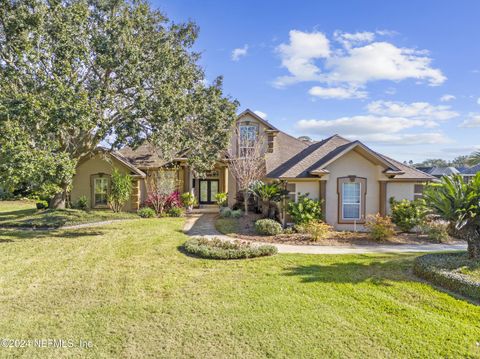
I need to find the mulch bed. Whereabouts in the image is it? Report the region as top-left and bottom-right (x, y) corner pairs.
(219, 213), (456, 247)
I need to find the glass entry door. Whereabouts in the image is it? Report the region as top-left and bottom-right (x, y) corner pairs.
(199, 180), (219, 204)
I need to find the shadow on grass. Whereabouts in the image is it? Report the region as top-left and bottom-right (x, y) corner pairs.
(0, 229), (105, 241)
(0, 209), (37, 222)
(284, 254), (416, 285)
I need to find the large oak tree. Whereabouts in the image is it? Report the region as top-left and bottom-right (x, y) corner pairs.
(0, 0), (238, 207)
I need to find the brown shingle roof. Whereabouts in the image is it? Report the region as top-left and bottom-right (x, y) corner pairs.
(266, 134), (435, 181)
(118, 142), (170, 169)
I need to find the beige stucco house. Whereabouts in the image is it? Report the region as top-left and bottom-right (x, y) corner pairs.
(71, 109), (434, 230)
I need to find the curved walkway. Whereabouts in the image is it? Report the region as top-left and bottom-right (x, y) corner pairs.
(184, 214), (467, 255)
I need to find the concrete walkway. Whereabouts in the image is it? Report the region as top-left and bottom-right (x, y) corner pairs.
(184, 214), (468, 255)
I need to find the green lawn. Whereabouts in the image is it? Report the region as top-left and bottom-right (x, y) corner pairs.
(0, 205), (479, 357)
(0, 200), (138, 228)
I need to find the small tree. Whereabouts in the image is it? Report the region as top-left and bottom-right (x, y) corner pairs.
(145, 168), (180, 216)
(227, 131), (266, 214)
(108, 169), (133, 213)
(424, 173), (480, 259)
(250, 181), (284, 218)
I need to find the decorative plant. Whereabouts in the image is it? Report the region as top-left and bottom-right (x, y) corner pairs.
(75, 195), (88, 211)
(255, 219), (283, 236)
(108, 169), (133, 213)
(287, 193), (322, 224)
(389, 198), (426, 232)
(423, 173), (480, 258)
(145, 191), (181, 216)
(181, 192), (197, 212)
(364, 214), (396, 241)
(250, 181), (285, 218)
(303, 221), (333, 241)
(214, 192), (228, 208)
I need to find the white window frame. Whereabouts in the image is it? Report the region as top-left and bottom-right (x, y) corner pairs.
(342, 182), (361, 220)
(239, 125), (257, 158)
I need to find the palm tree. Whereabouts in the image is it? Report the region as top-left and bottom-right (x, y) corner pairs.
(467, 150), (480, 166)
(423, 173), (480, 258)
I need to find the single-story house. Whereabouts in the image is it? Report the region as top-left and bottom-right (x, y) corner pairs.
(71, 109), (434, 230)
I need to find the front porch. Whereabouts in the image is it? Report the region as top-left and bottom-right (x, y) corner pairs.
(180, 163), (229, 208)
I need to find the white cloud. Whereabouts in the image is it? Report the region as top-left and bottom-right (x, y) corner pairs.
(366, 100), (458, 121)
(298, 115), (424, 135)
(460, 113), (480, 128)
(295, 99), (457, 146)
(334, 31), (375, 48)
(308, 86), (367, 99)
(440, 94), (456, 102)
(274, 30), (446, 91)
(231, 45), (248, 61)
(297, 116), (450, 145)
(477, 97), (480, 105)
(325, 42), (445, 86)
(253, 110), (267, 119)
(274, 30), (330, 87)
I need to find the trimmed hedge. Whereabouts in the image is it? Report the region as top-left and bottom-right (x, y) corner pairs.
(255, 219), (282, 236)
(183, 237), (277, 260)
(413, 253), (480, 300)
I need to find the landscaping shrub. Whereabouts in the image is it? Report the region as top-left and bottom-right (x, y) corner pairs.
(167, 206), (184, 217)
(214, 192), (228, 207)
(231, 209), (243, 218)
(390, 198), (425, 232)
(219, 207), (232, 218)
(180, 192), (196, 210)
(364, 214), (395, 241)
(287, 193), (322, 224)
(108, 169), (133, 212)
(137, 207), (156, 218)
(255, 218), (282, 236)
(36, 200), (49, 210)
(145, 191), (182, 216)
(183, 237), (277, 259)
(413, 253), (480, 300)
(303, 220), (333, 241)
(74, 195), (88, 210)
(420, 221), (450, 243)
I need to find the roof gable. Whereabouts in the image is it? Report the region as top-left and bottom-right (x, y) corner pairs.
(237, 109), (278, 131)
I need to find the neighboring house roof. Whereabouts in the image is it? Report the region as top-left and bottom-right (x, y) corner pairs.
(418, 166), (460, 177)
(266, 134), (434, 181)
(459, 164), (480, 175)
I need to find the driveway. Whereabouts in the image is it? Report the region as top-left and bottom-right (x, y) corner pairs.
(184, 214), (467, 255)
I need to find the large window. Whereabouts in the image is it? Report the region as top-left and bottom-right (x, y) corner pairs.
(94, 177), (109, 207)
(342, 182), (361, 220)
(239, 125), (257, 157)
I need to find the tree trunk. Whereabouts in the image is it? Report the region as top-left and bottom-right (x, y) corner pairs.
(261, 200), (269, 218)
(49, 189), (67, 209)
(463, 223), (480, 259)
(243, 189), (249, 214)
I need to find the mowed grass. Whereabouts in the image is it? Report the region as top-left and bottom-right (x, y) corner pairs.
(0, 206), (479, 357)
(0, 200), (138, 228)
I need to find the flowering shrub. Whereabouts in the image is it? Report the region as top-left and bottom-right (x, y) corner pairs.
(390, 198), (425, 232)
(144, 191), (182, 216)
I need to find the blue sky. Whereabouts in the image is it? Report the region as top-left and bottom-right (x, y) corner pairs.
(157, 0), (480, 162)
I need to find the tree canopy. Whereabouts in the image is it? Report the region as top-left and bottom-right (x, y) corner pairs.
(0, 0), (238, 206)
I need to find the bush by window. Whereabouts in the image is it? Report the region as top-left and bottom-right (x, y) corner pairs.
(390, 198), (425, 232)
(287, 193), (322, 224)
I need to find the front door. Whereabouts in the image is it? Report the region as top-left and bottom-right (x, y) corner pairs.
(199, 180), (219, 204)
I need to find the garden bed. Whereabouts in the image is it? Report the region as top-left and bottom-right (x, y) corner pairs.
(413, 253), (480, 300)
(216, 214), (456, 246)
(183, 237), (277, 259)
